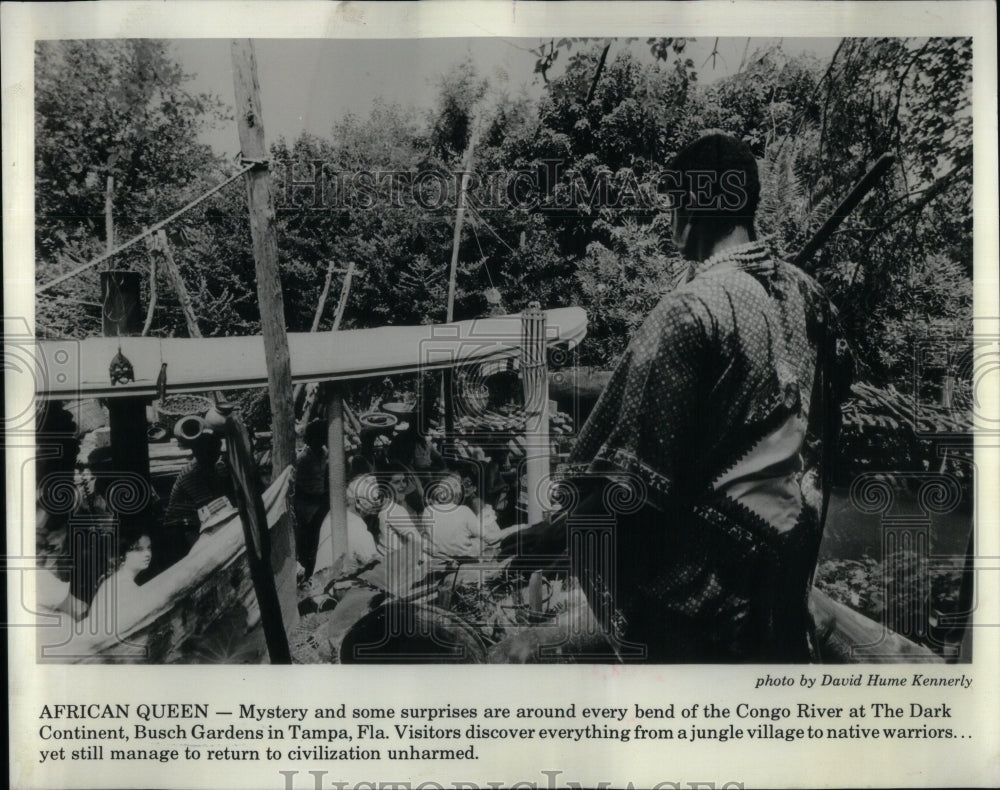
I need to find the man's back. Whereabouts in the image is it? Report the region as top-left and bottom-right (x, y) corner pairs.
(564, 241), (850, 661)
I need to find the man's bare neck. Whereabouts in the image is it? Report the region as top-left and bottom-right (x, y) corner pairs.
(705, 226), (751, 260)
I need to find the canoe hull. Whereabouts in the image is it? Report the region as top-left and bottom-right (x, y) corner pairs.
(37, 468), (295, 664)
(35, 308), (588, 400)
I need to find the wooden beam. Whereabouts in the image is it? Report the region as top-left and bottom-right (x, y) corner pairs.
(231, 39), (296, 477)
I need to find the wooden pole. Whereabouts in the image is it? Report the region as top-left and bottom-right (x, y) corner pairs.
(443, 123), (479, 448)
(141, 257), (157, 336)
(446, 126), (478, 324)
(292, 259), (336, 415)
(102, 271), (151, 485)
(325, 384), (349, 568)
(156, 230), (202, 338)
(152, 232), (233, 405)
(215, 407), (292, 663)
(231, 39), (296, 477)
(103, 174), (114, 268)
(313, 262), (338, 332)
(105, 175), (115, 250)
(521, 302), (550, 526)
(101, 175), (151, 535)
(296, 262), (356, 432)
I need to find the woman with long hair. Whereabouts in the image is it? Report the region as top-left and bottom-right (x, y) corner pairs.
(86, 532), (153, 635)
(375, 461), (426, 556)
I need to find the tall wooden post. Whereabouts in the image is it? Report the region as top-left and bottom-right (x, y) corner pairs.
(325, 384), (349, 568)
(521, 303), (550, 526)
(231, 39), (295, 477)
(99, 174), (152, 600)
(443, 124), (478, 448)
(105, 175), (115, 251)
(100, 269), (151, 602)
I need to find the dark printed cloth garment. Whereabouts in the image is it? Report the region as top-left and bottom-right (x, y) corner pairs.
(563, 240), (852, 662)
(160, 460), (233, 571)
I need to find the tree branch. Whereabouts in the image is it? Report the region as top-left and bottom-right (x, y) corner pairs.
(585, 43), (612, 104)
(869, 162), (968, 236)
(141, 256), (157, 336)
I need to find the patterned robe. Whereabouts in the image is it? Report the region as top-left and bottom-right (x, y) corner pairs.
(563, 241), (851, 661)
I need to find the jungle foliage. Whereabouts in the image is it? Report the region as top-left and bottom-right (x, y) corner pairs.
(35, 38), (973, 433)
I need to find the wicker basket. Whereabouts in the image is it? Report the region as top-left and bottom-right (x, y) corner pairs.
(153, 394), (213, 435)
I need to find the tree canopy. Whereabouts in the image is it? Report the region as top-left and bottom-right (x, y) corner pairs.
(35, 37), (973, 402)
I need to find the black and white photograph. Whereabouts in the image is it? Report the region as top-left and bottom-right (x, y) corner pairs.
(5, 2), (998, 789)
(28, 32), (978, 665)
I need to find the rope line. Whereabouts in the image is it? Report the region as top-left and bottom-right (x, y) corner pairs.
(466, 203), (518, 257)
(36, 162), (258, 295)
(468, 222), (497, 290)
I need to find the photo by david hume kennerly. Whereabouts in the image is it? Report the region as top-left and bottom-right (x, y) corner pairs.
(29, 36), (975, 665)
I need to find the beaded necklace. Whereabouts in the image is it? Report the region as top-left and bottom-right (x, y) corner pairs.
(693, 239), (774, 278)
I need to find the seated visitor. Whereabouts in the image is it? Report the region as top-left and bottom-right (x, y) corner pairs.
(34, 401), (90, 621)
(87, 531), (153, 632)
(376, 462), (426, 556)
(347, 424), (381, 479)
(423, 470), (502, 561)
(69, 446), (118, 602)
(161, 426), (232, 571)
(313, 474), (381, 581)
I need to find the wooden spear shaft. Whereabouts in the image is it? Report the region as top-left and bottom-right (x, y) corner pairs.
(793, 153), (896, 271)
